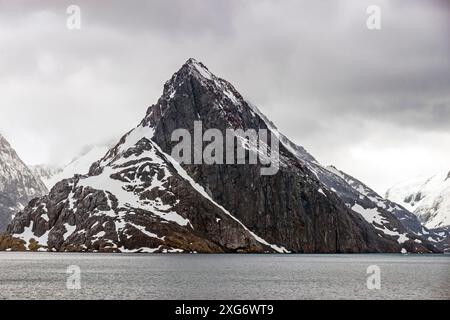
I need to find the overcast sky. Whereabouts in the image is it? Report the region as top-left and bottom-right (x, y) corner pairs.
(0, 0), (449, 194)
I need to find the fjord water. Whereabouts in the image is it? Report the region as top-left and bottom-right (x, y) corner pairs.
(0, 253), (448, 300)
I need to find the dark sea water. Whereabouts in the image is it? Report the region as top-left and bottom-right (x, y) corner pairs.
(0, 252), (448, 300)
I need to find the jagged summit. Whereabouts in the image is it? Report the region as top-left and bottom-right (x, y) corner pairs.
(163, 58), (214, 93)
(161, 58), (243, 104)
(180, 58), (215, 81)
(184, 58), (211, 74)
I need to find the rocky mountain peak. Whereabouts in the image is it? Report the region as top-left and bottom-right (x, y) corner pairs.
(166, 58), (243, 105)
(161, 58), (216, 97)
(143, 59), (262, 141)
(0, 133), (7, 144)
(0, 134), (48, 232)
(0, 133), (15, 156)
(184, 58), (212, 77)
(2, 59), (443, 253)
(0, 134), (33, 186)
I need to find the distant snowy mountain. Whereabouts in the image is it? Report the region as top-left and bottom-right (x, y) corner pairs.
(31, 145), (111, 190)
(30, 165), (62, 187)
(0, 134), (48, 231)
(386, 171), (450, 229)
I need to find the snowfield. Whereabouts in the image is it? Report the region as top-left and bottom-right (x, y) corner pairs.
(386, 170), (450, 229)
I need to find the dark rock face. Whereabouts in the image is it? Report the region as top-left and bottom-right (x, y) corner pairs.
(0, 134), (48, 232)
(3, 58), (441, 253)
(140, 59), (439, 253)
(136, 61), (376, 252)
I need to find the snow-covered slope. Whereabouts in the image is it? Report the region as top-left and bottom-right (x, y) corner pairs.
(6, 126), (277, 253)
(0, 134), (48, 231)
(32, 145), (111, 190)
(386, 171), (450, 229)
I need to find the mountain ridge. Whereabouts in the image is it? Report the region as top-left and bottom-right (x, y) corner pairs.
(1, 58), (442, 253)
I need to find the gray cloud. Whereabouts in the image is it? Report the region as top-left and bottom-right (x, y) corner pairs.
(0, 0), (448, 193)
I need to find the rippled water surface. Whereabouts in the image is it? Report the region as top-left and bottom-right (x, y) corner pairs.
(0, 253), (448, 299)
